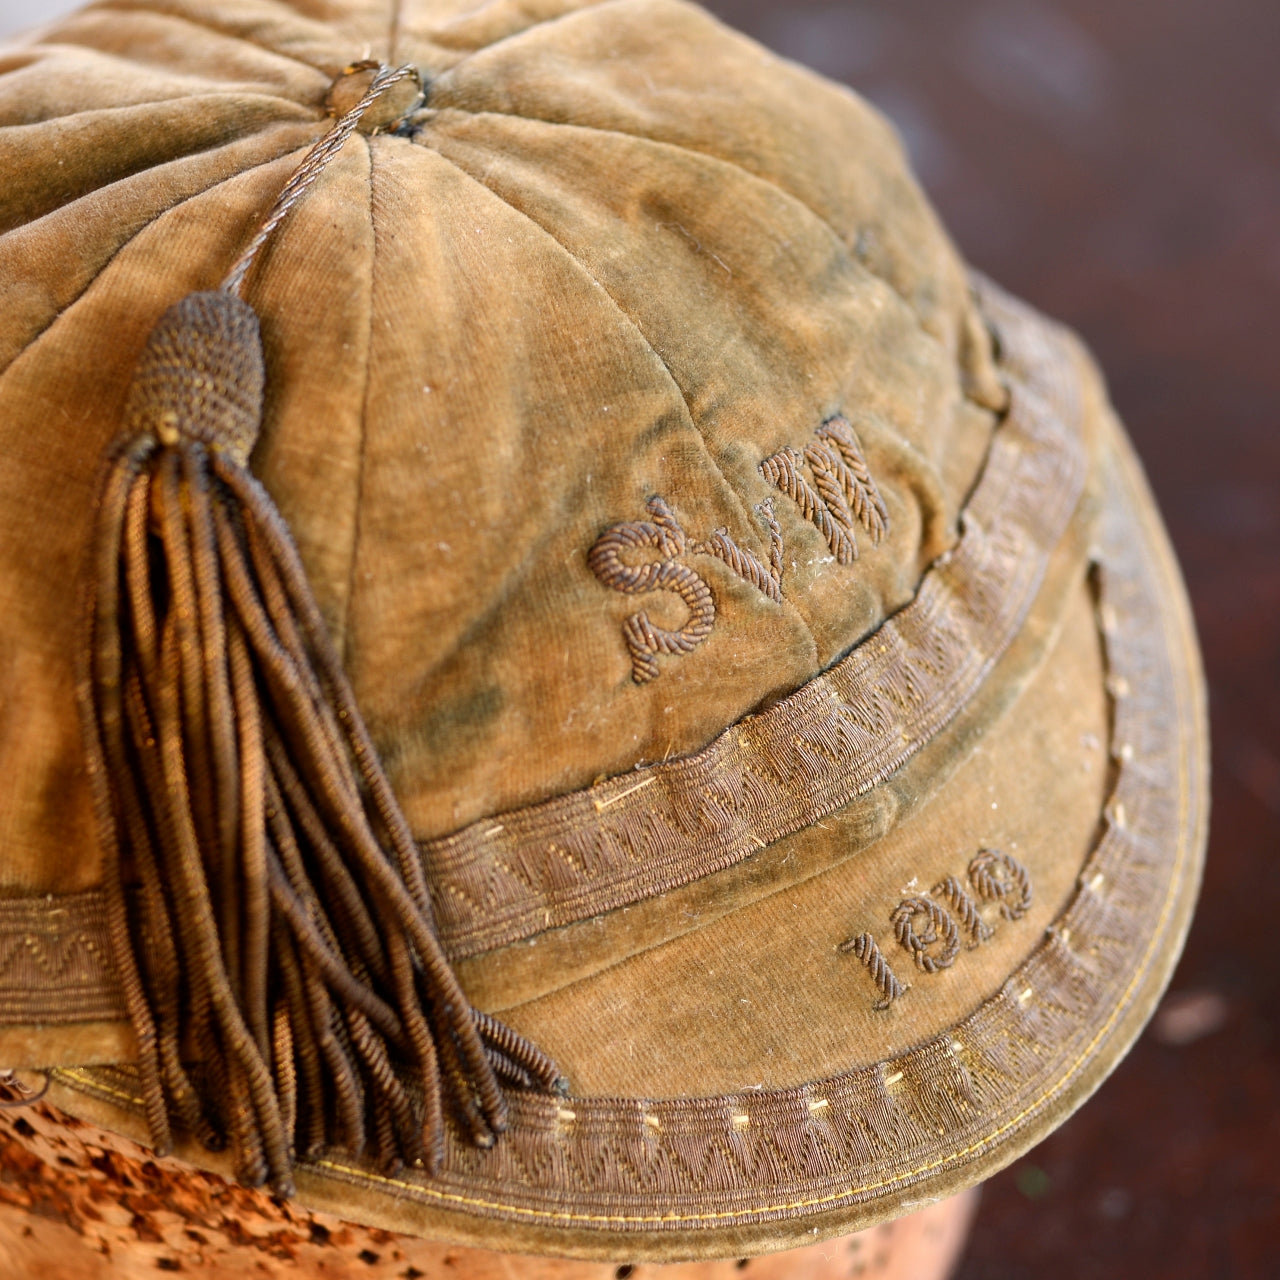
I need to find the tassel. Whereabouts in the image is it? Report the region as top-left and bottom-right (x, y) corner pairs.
(79, 291), (561, 1196)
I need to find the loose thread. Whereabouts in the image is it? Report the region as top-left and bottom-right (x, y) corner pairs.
(0, 1071), (51, 1109)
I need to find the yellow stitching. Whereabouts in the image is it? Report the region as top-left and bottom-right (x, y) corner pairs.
(315, 823), (1188, 1230)
(55, 1068), (144, 1107)
(53, 470), (1197, 1234)
(592, 777), (657, 813)
(60, 753), (1193, 1231)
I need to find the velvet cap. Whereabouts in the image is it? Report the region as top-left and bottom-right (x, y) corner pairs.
(0, 0), (1207, 1262)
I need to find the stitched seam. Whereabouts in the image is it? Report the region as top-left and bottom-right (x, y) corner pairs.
(408, 137), (822, 664)
(1, 98), (323, 233)
(390, 0), (405, 62)
(47, 469), (1201, 1227)
(339, 135), (380, 668)
(0, 133), (321, 381)
(307, 512), (1204, 1224)
(3, 88), (325, 128)
(55, 767), (1194, 1226)
(424, 0), (623, 55)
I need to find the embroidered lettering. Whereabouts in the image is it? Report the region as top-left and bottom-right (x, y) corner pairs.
(759, 415), (888, 562)
(590, 414), (886, 682)
(933, 874), (993, 945)
(969, 849), (1032, 920)
(588, 497), (780, 684)
(695, 498), (783, 604)
(892, 897), (960, 973)
(841, 848), (1034, 1009)
(838, 932), (906, 1010)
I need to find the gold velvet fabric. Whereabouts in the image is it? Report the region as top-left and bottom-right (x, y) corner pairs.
(0, 0), (1003, 896)
(0, 0), (1207, 1261)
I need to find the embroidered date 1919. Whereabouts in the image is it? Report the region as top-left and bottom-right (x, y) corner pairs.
(840, 849), (1032, 1010)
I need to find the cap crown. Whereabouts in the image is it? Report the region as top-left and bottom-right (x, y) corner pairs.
(0, 0), (1003, 897)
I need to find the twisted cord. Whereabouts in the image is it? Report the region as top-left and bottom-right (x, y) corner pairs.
(691, 499), (784, 603)
(817, 415), (889, 545)
(933, 874), (993, 945)
(87, 438), (559, 1190)
(891, 896), (961, 974)
(803, 440), (860, 563)
(81, 436), (172, 1156)
(83, 290), (559, 1192)
(759, 446), (855, 563)
(589, 497), (715, 684)
(0, 1071), (51, 1109)
(969, 849), (1033, 921)
(221, 64), (419, 298)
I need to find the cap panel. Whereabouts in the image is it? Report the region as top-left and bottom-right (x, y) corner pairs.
(427, 0), (988, 374)
(241, 141), (380, 648)
(398, 0), (610, 54)
(403, 280), (1086, 959)
(455, 429), (1105, 1012)
(420, 110), (978, 668)
(28, 289), (1207, 1264)
(342, 137), (823, 834)
(0, 119), (319, 370)
(0, 92), (317, 235)
(0, 9), (329, 115)
(0, 146), (312, 896)
(68, 0), (399, 71)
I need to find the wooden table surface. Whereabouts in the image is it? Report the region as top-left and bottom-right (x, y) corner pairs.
(704, 3), (1280, 1278)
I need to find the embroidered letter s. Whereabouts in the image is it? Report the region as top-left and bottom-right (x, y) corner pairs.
(588, 497), (715, 684)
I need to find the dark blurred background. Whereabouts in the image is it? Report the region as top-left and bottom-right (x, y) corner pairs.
(701, 2), (1280, 1277)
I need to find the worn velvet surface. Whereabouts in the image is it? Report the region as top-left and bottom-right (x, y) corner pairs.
(0, 0), (1207, 1262)
(0, 0), (1001, 899)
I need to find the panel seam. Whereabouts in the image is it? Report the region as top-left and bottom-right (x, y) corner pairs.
(339, 134), (380, 667)
(408, 134), (823, 663)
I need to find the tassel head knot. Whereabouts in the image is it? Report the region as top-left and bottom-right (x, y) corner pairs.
(123, 291), (264, 465)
